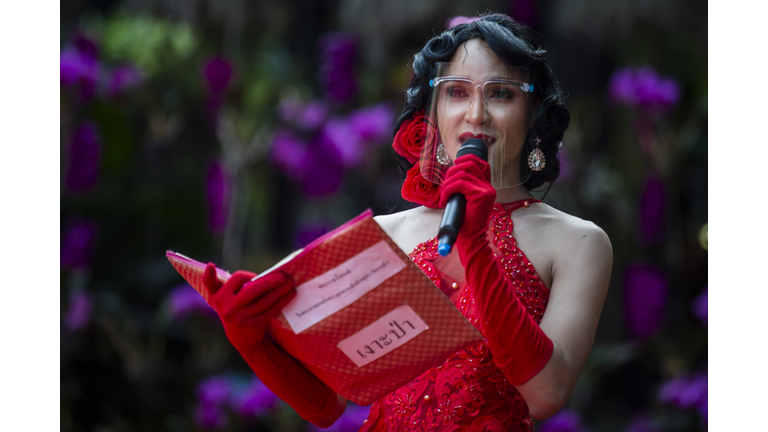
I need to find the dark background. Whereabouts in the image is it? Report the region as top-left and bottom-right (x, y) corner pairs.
(59, 1), (708, 431)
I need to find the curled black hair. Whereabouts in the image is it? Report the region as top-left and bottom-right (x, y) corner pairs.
(394, 13), (570, 190)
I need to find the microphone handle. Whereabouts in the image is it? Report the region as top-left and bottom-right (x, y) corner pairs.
(437, 193), (465, 256)
(436, 138), (487, 257)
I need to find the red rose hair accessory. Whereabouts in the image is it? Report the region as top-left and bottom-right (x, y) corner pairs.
(394, 110), (444, 208)
(401, 164), (443, 209)
(392, 110), (437, 164)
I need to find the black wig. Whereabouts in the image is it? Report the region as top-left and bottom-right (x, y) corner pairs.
(394, 13), (570, 190)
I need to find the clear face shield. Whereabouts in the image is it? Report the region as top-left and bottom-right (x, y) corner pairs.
(420, 62), (535, 189)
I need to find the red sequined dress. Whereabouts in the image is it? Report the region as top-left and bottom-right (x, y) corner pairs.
(359, 200), (550, 432)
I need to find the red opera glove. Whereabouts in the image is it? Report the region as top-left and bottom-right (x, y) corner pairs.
(438, 155), (497, 243)
(439, 155), (553, 385)
(203, 264), (345, 426)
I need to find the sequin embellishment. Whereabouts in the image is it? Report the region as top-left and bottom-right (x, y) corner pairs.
(359, 204), (549, 432)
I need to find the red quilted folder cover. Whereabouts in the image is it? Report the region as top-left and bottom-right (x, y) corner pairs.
(167, 209), (483, 405)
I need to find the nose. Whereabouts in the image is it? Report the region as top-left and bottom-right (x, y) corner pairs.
(464, 84), (489, 126)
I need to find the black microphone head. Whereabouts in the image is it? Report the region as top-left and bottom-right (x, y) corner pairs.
(457, 138), (488, 161)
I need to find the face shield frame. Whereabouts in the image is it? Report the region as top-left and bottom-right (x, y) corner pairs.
(419, 62), (536, 189)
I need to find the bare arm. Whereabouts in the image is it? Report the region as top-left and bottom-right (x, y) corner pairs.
(514, 222), (613, 420)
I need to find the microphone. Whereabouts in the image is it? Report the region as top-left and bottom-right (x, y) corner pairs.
(437, 138), (489, 257)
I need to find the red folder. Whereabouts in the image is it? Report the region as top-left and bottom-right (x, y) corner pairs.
(167, 209), (482, 405)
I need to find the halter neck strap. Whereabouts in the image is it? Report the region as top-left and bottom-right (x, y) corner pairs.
(501, 198), (542, 213)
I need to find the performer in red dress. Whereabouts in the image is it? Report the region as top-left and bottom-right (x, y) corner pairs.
(201, 13), (612, 431)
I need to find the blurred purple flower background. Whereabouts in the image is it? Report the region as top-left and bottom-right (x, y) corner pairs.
(658, 372), (708, 421)
(167, 283), (216, 320)
(608, 66), (681, 110)
(269, 100), (394, 197)
(347, 102), (395, 145)
(198, 375), (233, 406)
(270, 129), (308, 180)
(557, 146), (573, 182)
(300, 132), (346, 197)
(294, 220), (335, 249)
(206, 161), (231, 236)
(60, 34), (100, 100)
(194, 374), (278, 429)
(194, 403), (228, 429)
(510, 0), (537, 27)
(231, 379), (278, 418)
(319, 33), (357, 103)
(691, 286), (708, 327)
(306, 403), (371, 432)
(65, 122), (101, 192)
(108, 64), (143, 98)
(623, 264), (667, 339)
(538, 408), (589, 432)
(63, 291), (93, 332)
(195, 375), (232, 429)
(446, 16), (481, 28)
(624, 417), (661, 432)
(638, 175), (666, 246)
(279, 98), (329, 130)
(61, 217), (98, 269)
(202, 56), (233, 121)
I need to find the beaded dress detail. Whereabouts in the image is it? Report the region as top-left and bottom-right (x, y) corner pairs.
(359, 201), (550, 432)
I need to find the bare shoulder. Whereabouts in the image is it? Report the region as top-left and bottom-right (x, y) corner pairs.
(374, 206), (444, 254)
(530, 204), (613, 280)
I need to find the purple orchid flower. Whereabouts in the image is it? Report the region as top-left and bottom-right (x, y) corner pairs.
(230, 378), (278, 418)
(60, 34), (101, 101)
(320, 102), (395, 170)
(319, 33), (357, 103)
(167, 284), (216, 320)
(269, 129), (308, 180)
(202, 56), (233, 122)
(691, 286), (708, 326)
(60, 217), (98, 269)
(197, 375), (233, 407)
(278, 98), (330, 131)
(322, 117), (363, 168)
(623, 264), (667, 339)
(608, 66), (681, 110)
(347, 102), (395, 145)
(557, 146), (572, 182)
(624, 417), (661, 432)
(299, 131), (345, 197)
(269, 128), (345, 196)
(510, 0), (537, 26)
(63, 291), (93, 332)
(206, 161), (230, 236)
(446, 16), (481, 29)
(658, 371), (708, 422)
(306, 403), (371, 432)
(65, 122), (101, 192)
(539, 408), (589, 432)
(203, 56), (233, 95)
(638, 175), (666, 246)
(108, 64), (143, 98)
(294, 220), (335, 249)
(193, 402), (228, 429)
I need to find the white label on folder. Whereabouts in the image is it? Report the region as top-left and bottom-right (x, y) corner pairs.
(337, 304), (428, 367)
(281, 240), (406, 334)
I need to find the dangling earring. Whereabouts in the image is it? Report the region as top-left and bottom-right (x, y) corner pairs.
(436, 143), (452, 166)
(527, 137), (546, 171)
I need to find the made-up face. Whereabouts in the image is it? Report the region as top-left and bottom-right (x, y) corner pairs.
(422, 39), (535, 188)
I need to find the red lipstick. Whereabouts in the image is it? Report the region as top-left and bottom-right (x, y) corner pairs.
(459, 132), (496, 146)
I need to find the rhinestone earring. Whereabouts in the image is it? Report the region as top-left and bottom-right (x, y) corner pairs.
(436, 143), (452, 165)
(527, 137), (545, 171)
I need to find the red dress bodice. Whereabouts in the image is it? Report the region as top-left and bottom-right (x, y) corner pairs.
(359, 200), (551, 432)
